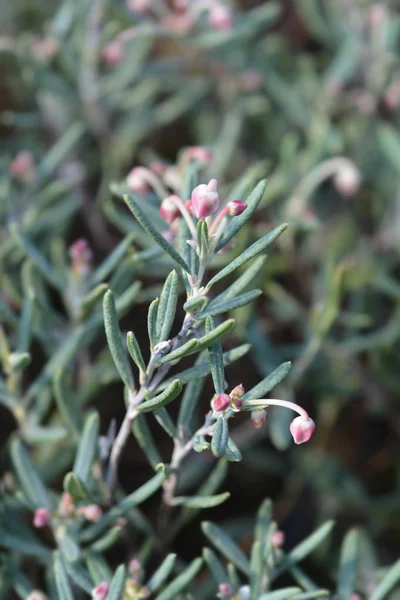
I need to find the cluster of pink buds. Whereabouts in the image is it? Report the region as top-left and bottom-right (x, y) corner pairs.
(91, 582), (109, 600)
(76, 503), (103, 522)
(33, 508), (51, 528)
(10, 150), (35, 183)
(69, 238), (93, 278)
(213, 384), (245, 413)
(218, 582), (234, 598)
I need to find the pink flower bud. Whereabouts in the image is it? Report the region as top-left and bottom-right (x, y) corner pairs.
(213, 393), (231, 412)
(10, 151), (34, 181)
(228, 200), (247, 216)
(58, 492), (75, 516)
(69, 239), (93, 277)
(218, 582), (233, 597)
(129, 558), (142, 573)
(185, 146), (213, 164)
(184, 199), (195, 215)
(271, 530), (285, 548)
(173, 0), (189, 13)
(91, 582), (109, 600)
(160, 195), (181, 224)
(191, 179), (220, 219)
(162, 230), (175, 243)
(102, 40), (124, 66)
(251, 408), (267, 429)
(78, 504), (103, 522)
(126, 0), (152, 14)
(333, 164), (361, 198)
(230, 383), (245, 397)
(150, 161), (167, 176)
(162, 13), (194, 32)
(32, 37), (59, 60)
(289, 416), (315, 444)
(240, 70), (263, 92)
(27, 592), (48, 600)
(126, 167), (150, 194)
(33, 508), (51, 528)
(208, 5), (233, 30)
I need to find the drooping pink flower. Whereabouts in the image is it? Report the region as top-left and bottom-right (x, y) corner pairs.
(289, 416), (315, 444)
(228, 200), (247, 216)
(191, 179), (220, 219)
(213, 393), (231, 412)
(27, 591), (48, 600)
(77, 504), (103, 522)
(251, 408), (267, 429)
(91, 582), (109, 600)
(126, 167), (151, 194)
(333, 163), (361, 197)
(160, 195), (181, 224)
(33, 508), (51, 528)
(208, 5), (233, 30)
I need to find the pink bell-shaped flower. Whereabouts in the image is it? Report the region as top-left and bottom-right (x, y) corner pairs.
(228, 200), (247, 216)
(160, 195), (181, 224)
(289, 416), (315, 444)
(33, 508), (51, 528)
(191, 179), (220, 219)
(91, 582), (109, 600)
(213, 393), (231, 412)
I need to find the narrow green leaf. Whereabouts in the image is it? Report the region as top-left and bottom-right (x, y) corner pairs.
(147, 554), (177, 593)
(259, 588), (302, 600)
(81, 470), (165, 542)
(138, 379), (182, 413)
(369, 559), (400, 600)
(172, 492), (230, 508)
(208, 256), (265, 308)
(54, 554), (74, 600)
(127, 331), (146, 375)
(294, 591), (330, 599)
(10, 439), (51, 508)
(211, 417), (229, 458)
(58, 531), (80, 562)
(103, 290), (135, 391)
(148, 298), (160, 350)
(92, 233), (135, 285)
(183, 295), (209, 315)
(154, 557), (203, 600)
(90, 527), (122, 553)
(63, 472), (91, 503)
(215, 180), (267, 251)
(196, 319), (236, 353)
(255, 499), (272, 559)
(250, 540), (264, 599)
(17, 294), (33, 353)
(337, 529), (361, 600)
(80, 284), (108, 317)
(199, 290), (262, 319)
(132, 414), (162, 468)
(53, 370), (83, 439)
(224, 437), (242, 462)
(156, 270), (179, 342)
(277, 521), (335, 575)
(206, 316), (225, 395)
(154, 407), (177, 438)
(208, 224), (288, 288)
(243, 362), (292, 401)
(123, 194), (190, 272)
(202, 547), (228, 585)
(86, 553), (112, 586)
(108, 565), (126, 600)
(177, 358), (206, 430)
(72, 412), (99, 485)
(158, 338), (199, 365)
(65, 562), (94, 595)
(202, 521), (250, 575)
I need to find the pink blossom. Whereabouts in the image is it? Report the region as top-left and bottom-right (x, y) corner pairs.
(208, 5), (233, 30)
(191, 179), (220, 219)
(213, 393), (231, 412)
(160, 195), (181, 224)
(91, 582), (109, 600)
(185, 146), (213, 164)
(27, 592), (48, 600)
(333, 164), (361, 198)
(150, 161), (167, 176)
(128, 558), (142, 573)
(228, 200), (247, 216)
(58, 492), (75, 516)
(33, 508), (51, 528)
(102, 40), (124, 66)
(126, 167), (151, 194)
(271, 530), (285, 548)
(32, 37), (59, 60)
(218, 582), (233, 596)
(126, 0), (152, 14)
(251, 409), (267, 429)
(78, 504), (103, 522)
(289, 416), (315, 444)
(10, 151), (34, 181)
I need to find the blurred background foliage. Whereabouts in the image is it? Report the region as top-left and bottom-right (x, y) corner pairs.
(1, 0), (400, 596)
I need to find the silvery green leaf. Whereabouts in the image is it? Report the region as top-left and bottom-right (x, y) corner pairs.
(196, 319), (236, 353)
(208, 224), (288, 288)
(65, 562), (93, 594)
(103, 290), (135, 391)
(115, 281), (142, 317)
(53, 370), (83, 440)
(132, 414), (162, 468)
(215, 179), (267, 252)
(211, 417), (229, 458)
(90, 527), (122, 553)
(156, 270), (179, 342)
(198, 289), (262, 319)
(81, 470), (165, 542)
(72, 412), (99, 485)
(23, 425), (67, 444)
(154, 407), (177, 438)
(337, 529), (361, 600)
(10, 439), (51, 509)
(181, 161), (200, 200)
(207, 256), (266, 308)
(127, 331), (146, 375)
(224, 437), (242, 462)
(107, 565), (126, 600)
(193, 435), (210, 453)
(206, 316), (225, 395)
(202, 547), (228, 584)
(58, 531), (80, 562)
(259, 588), (302, 600)
(183, 296), (209, 315)
(250, 540), (264, 599)
(92, 233), (135, 285)
(154, 557), (203, 600)
(80, 284), (108, 317)
(38, 121), (85, 181)
(138, 379), (182, 413)
(8, 565), (33, 598)
(86, 553), (112, 586)
(369, 559), (400, 600)
(294, 592), (330, 599)
(17, 293), (33, 353)
(123, 194), (190, 273)
(63, 472), (91, 502)
(147, 554), (177, 593)
(54, 553), (74, 600)
(148, 298), (160, 350)
(202, 521), (250, 575)
(255, 499), (272, 559)
(158, 338), (199, 364)
(1, 529), (50, 560)
(277, 521), (335, 575)
(172, 492), (230, 509)
(243, 362), (292, 401)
